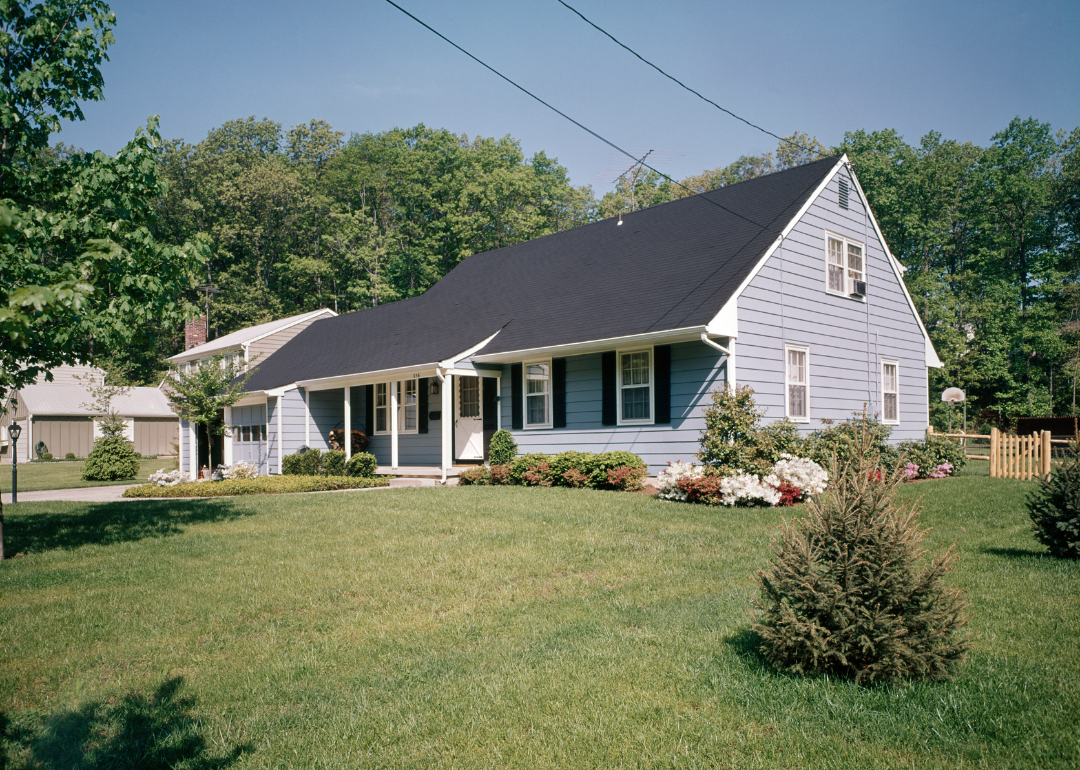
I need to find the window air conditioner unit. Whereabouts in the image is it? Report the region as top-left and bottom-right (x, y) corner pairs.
(850, 279), (867, 297)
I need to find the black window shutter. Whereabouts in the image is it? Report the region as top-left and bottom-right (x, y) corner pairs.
(364, 384), (374, 436)
(511, 364), (523, 430)
(482, 377), (498, 430)
(418, 378), (429, 434)
(654, 345), (671, 425)
(601, 351), (617, 426)
(552, 358), (566, 428)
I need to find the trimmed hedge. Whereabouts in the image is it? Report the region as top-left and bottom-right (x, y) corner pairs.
(123, 475), (390, 498)
(458, 450), (646, 491)
(282, 449), (378, 478)
(345, 452), (378, 478)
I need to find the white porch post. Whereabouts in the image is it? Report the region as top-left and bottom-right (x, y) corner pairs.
(442, 373), (453, 479)
(223, 407), (233, 465)
(344, 386), (352, 463)
(178, 418), (184, 473)
(276, 397), (283, 474)
(390, 380), (399, 469)
(189, 421), (198, 477)
(727, 339), (737, 391)
(304, 389), (311, 447)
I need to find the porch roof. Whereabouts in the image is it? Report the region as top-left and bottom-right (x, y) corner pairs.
(242, 157), (838, 392)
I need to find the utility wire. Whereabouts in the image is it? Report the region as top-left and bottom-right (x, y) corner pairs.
(382, 0), (785, 234)
(553, 0), (822, 158)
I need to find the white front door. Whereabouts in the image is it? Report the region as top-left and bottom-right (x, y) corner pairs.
(455, 375), (484, 460)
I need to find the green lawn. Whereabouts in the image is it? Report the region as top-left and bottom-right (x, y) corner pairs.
(1, 478), (1076, 769)
(0, 457), (177, 493)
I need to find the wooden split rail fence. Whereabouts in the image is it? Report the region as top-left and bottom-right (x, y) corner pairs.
(933, 427), (1057, 480)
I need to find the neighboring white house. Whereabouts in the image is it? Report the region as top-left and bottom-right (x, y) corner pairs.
(170, 308), (337, 475)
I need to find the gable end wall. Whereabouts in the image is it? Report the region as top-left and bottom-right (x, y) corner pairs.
(736, 165), (928, 440)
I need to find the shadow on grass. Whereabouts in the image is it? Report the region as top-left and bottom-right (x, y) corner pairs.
(1, 676), (248, 769)
(6, 499), (255, 555)
(980, 545), (1052, 560)
(722, 627), (771, 673)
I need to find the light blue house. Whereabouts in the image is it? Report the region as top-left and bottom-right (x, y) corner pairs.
(185, 155), (940, 479)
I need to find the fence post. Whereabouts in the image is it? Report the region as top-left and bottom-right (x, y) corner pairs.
(989, 427), (998, 478)
(1042, 430), (1051, 479)
(926, 425), (935, 437)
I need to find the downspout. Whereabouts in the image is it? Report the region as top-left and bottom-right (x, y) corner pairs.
(434, 366), (447, 484)
(700, 333), (736, 392)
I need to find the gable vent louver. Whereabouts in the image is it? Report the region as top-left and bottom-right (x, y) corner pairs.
(838, 178), (850, 210)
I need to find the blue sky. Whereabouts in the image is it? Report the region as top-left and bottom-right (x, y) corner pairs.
(56, 0), (1080, 191)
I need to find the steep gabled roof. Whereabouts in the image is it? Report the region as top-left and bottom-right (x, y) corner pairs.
(12, 384), (175, 418)
(244, 156), (841, 392)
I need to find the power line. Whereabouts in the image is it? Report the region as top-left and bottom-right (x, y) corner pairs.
(381, 0), (782, 234)
(553, 0), (822, 158)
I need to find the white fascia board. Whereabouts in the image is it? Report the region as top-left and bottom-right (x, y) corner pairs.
(844, 161), (943, 369)
(168, 343), (242, 364)
(245, 308), (337, 347)
(440, 329), (502, 368)
(232, 393), (269, 407)
(470, 326), (709, 364)
(706, 156), (847, 339)
(265, 384), (299, 397)
(297, 362), (442, 391)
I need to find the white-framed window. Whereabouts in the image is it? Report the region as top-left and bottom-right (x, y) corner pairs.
(374, 382), (389, 434)
(882, 359), (899, 424)
(398, 379), (418, 433)
(826, 232), (864, 298)
(785, 345), (809, 422)
(618, 348), (653, 425)
(374, 380), (418, 434)
(524, 361), (551, 428)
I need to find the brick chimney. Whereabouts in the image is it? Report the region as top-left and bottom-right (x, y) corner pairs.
(185, 315), (207, 351)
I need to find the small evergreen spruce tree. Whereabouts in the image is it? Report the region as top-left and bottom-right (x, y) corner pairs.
(1027, 438), (1080, 559)
(83, 412), (140, 481)
(753, 421), (970, 684)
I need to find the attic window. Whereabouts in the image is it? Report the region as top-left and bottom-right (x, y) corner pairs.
(839, 178), (850, 210)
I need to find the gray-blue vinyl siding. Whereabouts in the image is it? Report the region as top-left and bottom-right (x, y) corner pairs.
(737, 165), (928, 442)
(499, 340), (728, 475)
(230, 403), (268, 473)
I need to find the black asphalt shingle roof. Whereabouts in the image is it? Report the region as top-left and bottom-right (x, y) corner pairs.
(243, 156), (840, 392)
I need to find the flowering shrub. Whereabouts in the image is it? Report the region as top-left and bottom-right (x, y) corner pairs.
(148, 469), (192, 487)
(489, 463), (513, 485)
(660, 456), (827, 507)
(657, 461), (705, 501)
(523, 461), (554, 487)
(719, 473), (782, 507)
(562, 467), (590, 488)
(763, 454), (828, 497)
(456, 466), (490, 485)
(604, 466), (646, 492)
(212, 462), (259, 481)
(928, 462), (954, 479)
(902, 462), (920, 481)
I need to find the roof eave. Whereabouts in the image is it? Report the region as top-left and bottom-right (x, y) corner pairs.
(470, 326), (709, 364)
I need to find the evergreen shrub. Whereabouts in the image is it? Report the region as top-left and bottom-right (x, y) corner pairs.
(345, 452), (378, 478)
(489, 429), (518, 465)
(65, 452), (76, 460)
(322, 450), (346, 477)
(282, 447), (322, 476)
(41, 452), (53, 460)
(458, 451), (645, 491)
(803, 412), (898, 470)
(1027, 438), (1080, 559)
(83, 413), (140, 481)
(753, 421), (970, 684)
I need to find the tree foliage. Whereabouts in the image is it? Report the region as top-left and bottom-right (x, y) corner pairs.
(1027, 438), (1080, 559)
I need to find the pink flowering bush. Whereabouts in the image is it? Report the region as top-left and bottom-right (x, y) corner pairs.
(659, 455), (827, 508)
(928, 462), (954, 479)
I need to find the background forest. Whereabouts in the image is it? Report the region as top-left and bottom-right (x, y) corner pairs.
(84, 115), (1079, 429)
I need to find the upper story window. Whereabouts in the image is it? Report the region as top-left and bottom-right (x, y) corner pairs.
(826, 233), (865, 298)
(786, 345), (809, 422)
(882, 360), (899, 424)
(618, 349), (652, 424)
(525, 362), (551, 428)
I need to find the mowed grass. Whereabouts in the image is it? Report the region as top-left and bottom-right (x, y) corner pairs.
(0, 478), (1076, 769)
(0, 457), (177, 493)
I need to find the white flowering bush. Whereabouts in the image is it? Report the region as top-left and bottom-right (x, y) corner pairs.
(720, 472), (781, 507)
(656, 461), (705, 501)
(763, 454), (828, 497)
(148, 469), (192, 487)
(212, 462), (260, 481)
(659, 454), (828, 507)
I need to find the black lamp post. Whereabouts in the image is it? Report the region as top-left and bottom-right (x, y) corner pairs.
(8, 422), (21, 505)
